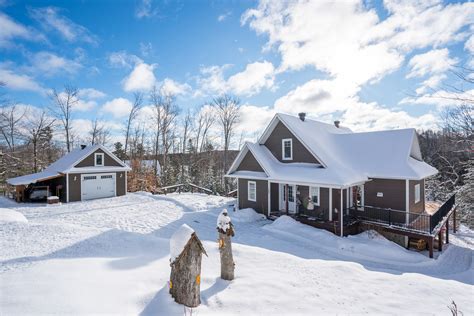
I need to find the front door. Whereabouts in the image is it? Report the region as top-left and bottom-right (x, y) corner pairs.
(279, 184), (296, 214)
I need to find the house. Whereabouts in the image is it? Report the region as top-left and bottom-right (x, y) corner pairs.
(226, 113), (456, 257)
(7, 144), (131, 202)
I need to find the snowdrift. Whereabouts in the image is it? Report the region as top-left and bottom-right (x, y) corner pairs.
(0, 208), (28, 223)
(230, 208), (266, 223)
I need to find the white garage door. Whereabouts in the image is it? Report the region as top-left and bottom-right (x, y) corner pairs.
(81, 173), (116, 201)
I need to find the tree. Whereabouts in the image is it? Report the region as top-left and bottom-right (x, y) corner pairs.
(212, 94), (240, 192)
(124, 92), (143, 159)
(150, 86), (162, 181)
(50, 85), (78, 152)
(89, 118), (110, 146)
(24, 110), (55, 172)
(159, 92), (180, 185)
(195, 105), (215, 153)
(0, 103), (25, 152)
(113, 142), (126, 160)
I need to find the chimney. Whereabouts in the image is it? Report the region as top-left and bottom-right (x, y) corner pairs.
(298, 112), (306, 121)
(334, 120), (340, 128)
(80, 144), (87, 150)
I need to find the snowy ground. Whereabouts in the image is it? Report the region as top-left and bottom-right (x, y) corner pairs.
(0, 193), (473, 315)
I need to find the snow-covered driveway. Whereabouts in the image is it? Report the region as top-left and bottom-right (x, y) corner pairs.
(0, 193), (473, 315)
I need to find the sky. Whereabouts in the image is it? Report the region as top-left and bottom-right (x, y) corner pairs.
(0, 0), (473, 147)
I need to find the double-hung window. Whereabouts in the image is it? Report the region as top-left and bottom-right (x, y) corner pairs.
(248, 181), (256, 202)
(310, 186), (320, 205)
(95, 153), (104, 166)
(414, 184), (421, 203)
(282, 138), (293, 160)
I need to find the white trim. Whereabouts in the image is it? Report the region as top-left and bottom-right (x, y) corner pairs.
(309, 186), (320, 206)
(94, 153), (105, 167)
(248, 181), (257, 202)
(66, 172), (69, 203)
(340, 188), (343, 237)
(346, 188), (350, 215)
(329, 188), (333, 221)
(405, 179), (410, 220)
(414, 183), (420, 203)
(281, 138), (293, 160)
(226, 143), (271, 177)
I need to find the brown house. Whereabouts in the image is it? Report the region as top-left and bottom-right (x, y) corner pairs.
(7, 144), (131, 202)
(226, 113), (453, 252)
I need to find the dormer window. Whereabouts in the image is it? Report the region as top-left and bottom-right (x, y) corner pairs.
(282, 138), (293, 160)
(95, 153), (104, 166)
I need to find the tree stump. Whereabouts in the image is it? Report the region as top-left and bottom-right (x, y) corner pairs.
(217, 209), (235, 281)
(169, 224), (207, 308)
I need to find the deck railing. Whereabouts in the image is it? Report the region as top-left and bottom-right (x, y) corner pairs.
(348, 194), (455, 235)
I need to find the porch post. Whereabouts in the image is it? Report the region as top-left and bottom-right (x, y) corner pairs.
(267, 181), (271, 217)
(285, 184), (289, 214)
(340, 188), (343, 237)
(438, 231), (443, 252)
(453, 209), (457, 233)
(329, 188), (333, 221)
(428, 237), (434, 258)
(346, 188), (349, 215)
(446, 221), (449, 244)
(405, 179), (409, 247)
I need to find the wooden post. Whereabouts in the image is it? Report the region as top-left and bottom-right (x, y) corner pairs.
(340, 188), (343, 237)
(438, 231), (443, 252)
(169, 225), (207, 308)
(428, 237), (434, 258)
(453, 209), (457, 233)
(285, 184), (289, 214)
(217, 210), (235, 281)
(446, 221), (449, 244)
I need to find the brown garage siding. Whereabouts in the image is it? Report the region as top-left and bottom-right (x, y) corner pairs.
(236, 151), (264, 172)
(238, 178), (268, 215)
(68, 173), (81, 202)
(364, 178), (406, 211)
(75, 149), (122, 167)
(409, 179), (425, 214)
(116, 171), (126, 196)
(270, 182), (279, 212)
(264, 121), (320, 164)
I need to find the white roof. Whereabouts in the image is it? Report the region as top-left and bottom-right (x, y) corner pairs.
(170, 224), (195, 263)
(227, 113), (437, 187)
(7, 144), (131, 186)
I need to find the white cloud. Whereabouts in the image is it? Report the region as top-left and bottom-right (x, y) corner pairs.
(0, 64), (44, 92)
(101, 97), (133, 118)
(0, 12), (44, 47)
(407, 48), (457, 78)
(78, 88), (106, 99)
(218, 11), (232, 22)
(400, 89), (474, 108)
(56, 91), (96, 112)
(140, 42), (153, 57)
(197, 61), (275, 97)
(108, 51), (143, 68)
(160, 78), (191, 96)
(122, 62), (157, 92)
(135, 0), (159, 19)
(415, 74), (447, 95)
(465, 34), (474, 68)
(29, 7), (97, 44)
(236, 104), (275, 136)
(28, 51), (82, 76)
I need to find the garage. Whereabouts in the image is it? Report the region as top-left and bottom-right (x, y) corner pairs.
(81, 173), (116, 201)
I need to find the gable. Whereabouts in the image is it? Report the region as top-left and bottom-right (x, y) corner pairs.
(236, 151), (264, 172)
(264, 121), (320, 164)
(74, 148), (123, 168)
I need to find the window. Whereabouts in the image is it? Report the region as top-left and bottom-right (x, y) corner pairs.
(83, 176), (97, 181)
(95, 153), (104, 166)
(101, 175), (113, 179)
(282, 138), (293, 160)
(310, 186), (320, 205)
(414, 184), (421, 203)
(248, 181), (256, 202)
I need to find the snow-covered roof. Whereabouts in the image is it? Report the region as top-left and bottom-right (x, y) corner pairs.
(7, 144), (131, 186)
(227, 113), (437, 187)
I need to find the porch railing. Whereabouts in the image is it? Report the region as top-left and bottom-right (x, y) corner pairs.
(348, 194), (455, 235)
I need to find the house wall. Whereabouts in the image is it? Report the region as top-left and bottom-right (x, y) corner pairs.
(68, 171), (127, 202)
(409, 179), (425, 214)
(270, 182), (279, 212)
(297, 185), (330, 220)
(331, 188), (347, 220)
(238, 178), (268, 214)
(364, 178), (406, 211)
(75, 148), (122, 168)
(264, 121), (320, 164)
(236, 151), (264, 172)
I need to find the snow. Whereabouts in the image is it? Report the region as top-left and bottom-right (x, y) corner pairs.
(217, 209), (232, 232)
(228, 113), (438, 186)
(0, 194), (472, 315)
(0, 208), (28, 223)
(170, 224), (195, 263)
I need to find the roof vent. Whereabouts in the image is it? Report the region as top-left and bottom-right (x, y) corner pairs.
(298, 112), (306, 121)
(334, 120), (340, 128)
(80, 144), (87, 150)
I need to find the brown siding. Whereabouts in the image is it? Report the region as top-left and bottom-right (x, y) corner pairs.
(270, 182), (279, 212)
(116, 171), (126, 196)
(264, 121), (320, 164)
(364, 178), (406, 211)
(238, 178), (268, 214)
(75, 148), (122, 168)
(409, 179), (425, 214)
(236, 151), (264, 172)
(297, 185), (330, 220)
(331, 188), (347, 220)
(68, 173), (81, 202)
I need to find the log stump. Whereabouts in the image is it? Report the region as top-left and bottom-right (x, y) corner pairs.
(217, 209), (235, 281)
(169, 224), (207, 308)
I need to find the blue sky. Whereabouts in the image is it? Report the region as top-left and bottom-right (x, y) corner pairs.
(0, 0), (473, 145)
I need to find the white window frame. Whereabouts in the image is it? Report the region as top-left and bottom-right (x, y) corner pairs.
(94, 153), (104, 166)
(248, 181), (257, 202)
(414, 183), (421, 204)
(282, 138), (293, 160)
(310, 186), (320, 206)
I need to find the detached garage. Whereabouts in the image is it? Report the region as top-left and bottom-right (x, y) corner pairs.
(7, 145), (131, 203)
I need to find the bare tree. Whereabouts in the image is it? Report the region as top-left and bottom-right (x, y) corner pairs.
(195, 105), (215, 153)
(159, 92), (180, 185)
(0, 103), (25, 152)
(24, 110), (55, 172)
(89, 118), (110, 146)
(150, 86), (162, 179)
(124, 92), (143, 159)
(212, 94), (240, 192)
(50, 85), (78, 152)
